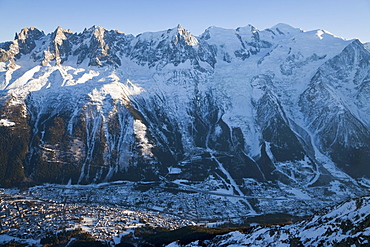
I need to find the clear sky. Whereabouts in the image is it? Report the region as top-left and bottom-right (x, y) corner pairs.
(0, 0), (369, 43)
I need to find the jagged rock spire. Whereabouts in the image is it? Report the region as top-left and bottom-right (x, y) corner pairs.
(174, 24), (199, 46)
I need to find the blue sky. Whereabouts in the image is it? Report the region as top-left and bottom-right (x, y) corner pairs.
(0, 0), (369, 43)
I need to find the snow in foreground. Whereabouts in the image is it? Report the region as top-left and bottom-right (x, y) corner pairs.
(168, 195), (370, 246)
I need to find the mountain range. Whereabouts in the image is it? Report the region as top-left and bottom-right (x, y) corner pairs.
(0, 23), (369, 215)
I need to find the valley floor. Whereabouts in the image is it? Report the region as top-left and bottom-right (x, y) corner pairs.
(0, 181), (368, 246)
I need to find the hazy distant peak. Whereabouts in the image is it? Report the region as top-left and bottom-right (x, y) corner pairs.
(270, 23), (303, 35)
(236, 24), (258, 32)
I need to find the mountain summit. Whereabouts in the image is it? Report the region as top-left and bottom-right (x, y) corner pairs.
(0, 23), (369, 215)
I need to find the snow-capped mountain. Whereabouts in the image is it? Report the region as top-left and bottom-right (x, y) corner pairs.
(0, 24), (369, 214)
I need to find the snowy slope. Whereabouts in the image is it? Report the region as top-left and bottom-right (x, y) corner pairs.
(176, 195), (370, 246)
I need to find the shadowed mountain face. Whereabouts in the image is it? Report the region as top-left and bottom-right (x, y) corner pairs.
(0, 24), (369, 209)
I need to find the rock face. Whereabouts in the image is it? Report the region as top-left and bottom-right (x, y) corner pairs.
(0, 24), (369, 212)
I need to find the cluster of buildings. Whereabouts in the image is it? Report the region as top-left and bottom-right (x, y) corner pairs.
(1, 180), (319, 242)
(27, 182), (254, 221)
(0, 188), (194, 241)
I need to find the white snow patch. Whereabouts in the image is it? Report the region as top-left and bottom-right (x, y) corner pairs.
(133, 119), (153, 158)
(0, 119), (15, 126)
(168, 167), (182, 174)
(166, 241), (181, 247)
(286, 187), (311, 200)
(0, 235), (39, 245)
(316, 30), (325, 40)
(172, 179), (190, 185)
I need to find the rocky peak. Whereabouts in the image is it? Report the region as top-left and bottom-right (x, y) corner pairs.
(174, 24), (199, 46)
(86, 26), (114, 66)
(81, 25), (106, 46)
(50, 26), (71, 46)
(91, 26), (108, 56)
(0, 40), (19, 68)
(41, 26), (72, 66)
(15, 27), (44, 41)
(70, 25), (125, 67)
(127, 25), (208, 68)
(91, 25), (104, 35)
(0, 27), (44, 65)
